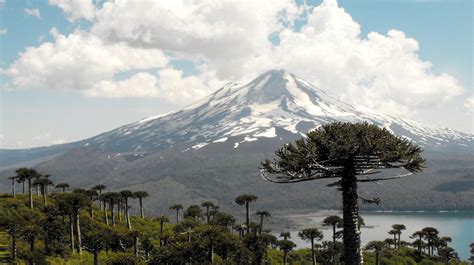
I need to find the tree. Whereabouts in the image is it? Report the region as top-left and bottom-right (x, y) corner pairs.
(323, 215), (343, 242)
(422, 227), (439, 257)
(299, 228), (323, 265)
(86, 189), (99, 219)
(170, 204), (183, 223)
(132, 191), (149, 219)
(184, 205), (203, 221)
(16, 168), (41, 209)
(391, 224), (406, 249)
(0, 201), (36, 262)
(8, 176), (17, 198)
(55, 192), (90, 254)
(388, 229), (398, 248)
(120, 190), (133, 230)
(156, 216), (169, 246)
(83, 223), (110, 265)
(256, 211), (271, 235)
(261, 122), (425, 264)
(201, 201), (216, 224)
(92, 184), (106, 210)
(55, 182), (70, 192)
(33, 176), (53, 206)
(278, 239), (296, 265)
(364, 241), (386, 265)
(280, 231), (291, 240)
(235, 194), (258, 235)
(411, 230), (424, 253)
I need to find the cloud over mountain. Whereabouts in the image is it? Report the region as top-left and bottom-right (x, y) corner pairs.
(2, 0), (467, 119)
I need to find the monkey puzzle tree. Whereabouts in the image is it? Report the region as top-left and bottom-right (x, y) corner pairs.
(92, 184), (106, 210)
(201, 201), (216, 224)
(16, 168), (40, 209)
(323, 215), (343, 242)
(364, 241), (386, 265)
(8, 176), (17, 198)
(33, 176), (53, 206)
(120, 190), (133, 230)
(391, 224), (406, 249)
(156, 216), (169, 246)
(278, 239), (296, 265)
(170, 204), (183, 223)
(235, 194), (257, 235)
(55, 182), (70, 192)
(261, 122), (425, 265)
(299, 228), (323, 265)
(255, 211), (271, 235)
(133, 191), (149, 219)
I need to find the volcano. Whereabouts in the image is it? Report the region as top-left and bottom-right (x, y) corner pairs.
(1, 70), (473, 213)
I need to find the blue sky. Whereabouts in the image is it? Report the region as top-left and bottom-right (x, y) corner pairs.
(0, 0), (472, 148)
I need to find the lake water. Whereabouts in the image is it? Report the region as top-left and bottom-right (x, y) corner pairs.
(285, 211), (474, 260)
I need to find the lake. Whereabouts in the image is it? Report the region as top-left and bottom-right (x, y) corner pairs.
(284, 210), (474, 260)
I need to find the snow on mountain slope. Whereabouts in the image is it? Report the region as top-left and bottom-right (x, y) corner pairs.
(86, 69), (473, 153)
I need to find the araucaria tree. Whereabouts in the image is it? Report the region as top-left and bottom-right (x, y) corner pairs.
(299, 228), (323, 265)
(261, 122), (425, 264)
(133, 191), (149, 219)
(170, 204), (183, 223)
(15, 168), (40, 209)
(234, 194), (257, 235)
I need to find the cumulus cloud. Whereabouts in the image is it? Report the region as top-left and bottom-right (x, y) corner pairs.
(48, 0), (95, 21)
(5, 29), (168, 92)
(465, 97), (474, 112)
(24, 8), (41, 19)
(0, 28), (7, 35)
(4, 0), (466, 117)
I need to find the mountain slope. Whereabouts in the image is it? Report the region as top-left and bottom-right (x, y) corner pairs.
(1, 69), (473, 213)
(84, 69), (472, 154)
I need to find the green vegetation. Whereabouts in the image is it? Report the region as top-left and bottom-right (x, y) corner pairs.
(0, 123), (471, 264)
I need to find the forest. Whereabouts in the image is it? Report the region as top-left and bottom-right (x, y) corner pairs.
(1, 123), (473, 264)
(0, 168), (472, 264)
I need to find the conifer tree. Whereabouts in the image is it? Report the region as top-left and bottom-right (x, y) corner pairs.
(235, 194), (257, 235)
(261, 122), (425, 264)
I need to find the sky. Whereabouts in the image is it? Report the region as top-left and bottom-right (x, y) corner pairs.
(0, 0), (472, 149)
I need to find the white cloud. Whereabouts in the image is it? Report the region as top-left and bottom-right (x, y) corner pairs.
(465, 97), (474, 112)
(24, 8), (41, 19)
(0, 28), (7, 35)
(5, 30), (168, 92)
(48, 0), (95, 21)
(4, 0), (466, 118)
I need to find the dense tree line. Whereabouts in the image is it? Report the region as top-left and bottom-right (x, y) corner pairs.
(0, 123), (471, 264)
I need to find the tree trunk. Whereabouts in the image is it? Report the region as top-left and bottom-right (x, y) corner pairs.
(209, 237), (214, 263)
(176, 209), (179, 223)
(139, 197), (144, 218)
(159, 221), (164, 246)
(30, 240), (35, 251)
(70, 213), (75, 253)
(36, 186), (39, 196)
(90, 203), (94, 220)
(118, 202), (122, 222)
(28, 178), (33, 209)
(259, 215), (264, 235)
(103, 201), (109, 225)
(245, 202), (250, 235)
(125, 199), (131, 230)
(94, 250), (99, 265)
(332, 224), (337, 242)
(42, 186), (47, 206)
(341, 164), (361, 265)
(375, 251), (379, 265)
(398, 234), (401, 249)
(110, 202), (115, 226)
(311, 238), (316, 265)
(11, 233), (17, 261)
(11, 179), (16, 198)
(23, 181), (25, 194)
(75, 211), (82, 254)
(134, 235), (139, 257)
(283, 251), (287, 265)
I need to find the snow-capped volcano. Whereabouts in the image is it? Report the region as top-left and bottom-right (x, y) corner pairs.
(87, 69), (473, 153)
(1, 69), (473, 212)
